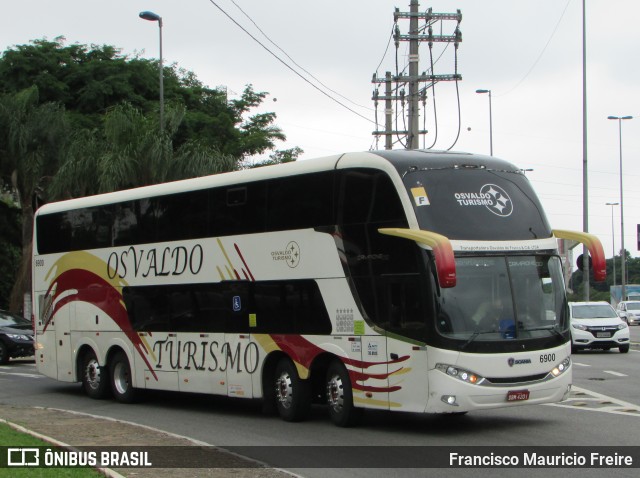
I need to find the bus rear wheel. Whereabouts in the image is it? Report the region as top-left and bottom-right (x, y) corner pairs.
(81, 350), (110, 399)
(110, 351), (137, 403)
(274, 358), (310, 422)
(326, 360), (362, 427)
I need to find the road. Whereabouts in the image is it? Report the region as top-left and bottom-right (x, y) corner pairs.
(1, 342), (639, 477)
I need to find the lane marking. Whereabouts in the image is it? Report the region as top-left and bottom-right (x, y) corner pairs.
(603, 370), (628, 377)
(0, 371), (43, 379)
(547, 385), (640, 416)
(572, 362), (590, 367)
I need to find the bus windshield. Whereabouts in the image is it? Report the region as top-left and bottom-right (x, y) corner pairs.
(436, 255), (566, 342)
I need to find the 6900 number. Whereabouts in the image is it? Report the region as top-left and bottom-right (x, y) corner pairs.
(539, 353), (556, 363)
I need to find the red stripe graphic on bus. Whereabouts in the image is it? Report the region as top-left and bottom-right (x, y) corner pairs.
(269, 334), (408, 393)
(43, 268), (158, 380)
(234, 243), (255, 281)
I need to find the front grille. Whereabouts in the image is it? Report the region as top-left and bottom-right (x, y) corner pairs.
(485, 372), (549, 385)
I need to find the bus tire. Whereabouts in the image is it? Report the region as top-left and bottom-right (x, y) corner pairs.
(110, 351), (137, 403)
(326, 360), (362, 427)
(274, 358), (310, 422)
(80, 349), (111, 399)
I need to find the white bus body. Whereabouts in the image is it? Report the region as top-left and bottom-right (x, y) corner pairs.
(32, 150), (605, 426)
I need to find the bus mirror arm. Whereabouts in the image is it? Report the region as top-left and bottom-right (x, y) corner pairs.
(552, 229), (606, 282)
(378, 228), (456, 288)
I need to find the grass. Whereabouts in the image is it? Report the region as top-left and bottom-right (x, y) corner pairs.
(0, 422), (105, 477)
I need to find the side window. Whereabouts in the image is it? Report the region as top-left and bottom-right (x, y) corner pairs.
(210, 183), (267, 236)
(156, 190), (208, 242)
(113, 200), (156, 247)
(123, 281), (332, 335)
(338, 169), (405, 225)
(250, 281), (332, 334)
(267, 172), (335, 231)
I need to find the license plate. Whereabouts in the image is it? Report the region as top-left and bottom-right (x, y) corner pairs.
(596, 332), (611, 338)
(507, 390), (530, 402)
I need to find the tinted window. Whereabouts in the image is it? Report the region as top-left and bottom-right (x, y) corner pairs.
(156, 190), (208, 242)
(267, 172), (334, 231)
(210, 183), (267, 236)
(405, 169), (551, 240)
(123, 280), (331, 334)
(113, 200), (156, 246)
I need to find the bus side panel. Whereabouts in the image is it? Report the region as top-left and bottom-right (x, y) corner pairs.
(356, 335), (388, 410)
(136, 333), (179, 391)
(53, 303), (74, 382)
(34, 293), (59, 380)
(177, 332), (227, 396)
(386, 338), (429, 413)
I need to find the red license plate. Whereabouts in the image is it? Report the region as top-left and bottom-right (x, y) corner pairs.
(507, 390), (530, 402)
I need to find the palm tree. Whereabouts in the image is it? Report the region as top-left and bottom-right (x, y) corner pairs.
(51, 102), (236, 197)
(0, 86), (69, 311)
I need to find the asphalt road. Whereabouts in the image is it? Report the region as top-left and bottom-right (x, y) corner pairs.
(1, 341), (639, 478)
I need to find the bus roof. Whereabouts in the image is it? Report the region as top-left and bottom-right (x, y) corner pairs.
(35, 149), (521, 216)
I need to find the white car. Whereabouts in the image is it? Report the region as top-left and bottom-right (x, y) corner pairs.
(616, 300), (640, 326)
(569, 302), (630, 354)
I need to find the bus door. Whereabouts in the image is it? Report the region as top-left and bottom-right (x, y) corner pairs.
(383, 274), (430, 413)
(223, 282), (255, 398)
(34, 292), (58, 379)
(54, 303), (73, 381)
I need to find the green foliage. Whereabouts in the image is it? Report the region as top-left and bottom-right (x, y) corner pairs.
(247, 146), (303, 168)
(0, 200), (21, 309)
(0, 38), (289, 162)
(568, 251), (640, 301)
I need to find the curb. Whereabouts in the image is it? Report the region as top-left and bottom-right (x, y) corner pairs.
(0, 416), (125, 478)
(0, 405), (300, 477)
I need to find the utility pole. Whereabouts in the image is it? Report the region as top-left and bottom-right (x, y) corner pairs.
(372, 2), (461, 149)
(408, 0), (420, 149)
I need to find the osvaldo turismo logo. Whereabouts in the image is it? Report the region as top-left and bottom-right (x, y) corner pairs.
(454, 184), (513, 217)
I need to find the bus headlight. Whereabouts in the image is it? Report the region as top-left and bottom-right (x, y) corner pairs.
(551, 356), (571, 377)
(435, 363), (485, 385)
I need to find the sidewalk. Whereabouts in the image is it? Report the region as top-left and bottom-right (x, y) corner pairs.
(0, 404), (293, 478)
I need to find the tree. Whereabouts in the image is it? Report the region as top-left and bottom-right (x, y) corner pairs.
(0, 39), (290, 163)
(0, 86), (69, 311)
(246, 146), (304, 168)
(0, 199), (21, 309)
(50, 102), (236, 197)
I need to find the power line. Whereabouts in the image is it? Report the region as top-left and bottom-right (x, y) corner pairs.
(207, 0), (375, 124)
(497, 0), (572, 97)
(228, 0), (373, 112)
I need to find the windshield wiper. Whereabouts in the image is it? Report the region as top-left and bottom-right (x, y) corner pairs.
(459, 329), (499, 351)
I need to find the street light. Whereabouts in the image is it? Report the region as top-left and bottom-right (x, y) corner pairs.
(607, 115), (633, 300)
(475, 89), (492, 155)
(605, 202), (619, 287)
(139, 11), (164, 132)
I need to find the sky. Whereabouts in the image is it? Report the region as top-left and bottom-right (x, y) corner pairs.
(1, 0), (639, 264)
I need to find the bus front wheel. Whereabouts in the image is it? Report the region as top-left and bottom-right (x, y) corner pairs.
(80, 350), (110, 399)
(110, 351), (137, 403)
(274, 358), (310, 422)
(326, 360), (362, 427)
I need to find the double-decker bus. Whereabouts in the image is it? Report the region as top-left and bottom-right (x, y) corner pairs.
(32, 149), (605, 426)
